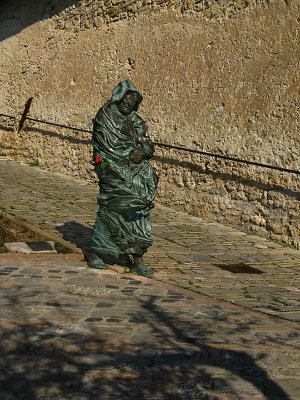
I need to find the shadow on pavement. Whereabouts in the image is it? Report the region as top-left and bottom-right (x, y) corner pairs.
(56, 221), (131, 267)
(212, 263), (264, 274)
(0, 287), (293, 400)
(56, 221), (93, 259)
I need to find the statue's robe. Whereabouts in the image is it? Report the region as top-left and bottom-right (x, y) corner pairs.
(90, 80), (158, 262)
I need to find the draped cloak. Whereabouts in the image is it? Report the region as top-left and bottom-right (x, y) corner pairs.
(90, 80), (158, 261)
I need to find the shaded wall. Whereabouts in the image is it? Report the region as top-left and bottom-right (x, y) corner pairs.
(0, 0), (299, 248)
(0, 0), (79, 41)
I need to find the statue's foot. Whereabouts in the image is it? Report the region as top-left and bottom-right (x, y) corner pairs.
(119, 254), (133, 267)
(131, 263), (154, 276)
(87, 253), (107, 270)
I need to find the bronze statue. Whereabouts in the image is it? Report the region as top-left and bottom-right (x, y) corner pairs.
(88, 80), (158, 275)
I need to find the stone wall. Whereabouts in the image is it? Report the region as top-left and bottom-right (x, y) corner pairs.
(0, 0), (299, 248)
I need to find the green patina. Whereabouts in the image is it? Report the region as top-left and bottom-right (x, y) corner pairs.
(88, 80), (158, 275)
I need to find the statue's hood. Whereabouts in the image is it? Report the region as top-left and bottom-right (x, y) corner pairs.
(110, 80), (143, 111)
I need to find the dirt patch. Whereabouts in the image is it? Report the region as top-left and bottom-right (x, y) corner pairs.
(0, 214), (71, 253)
(0, 215), (42, 252)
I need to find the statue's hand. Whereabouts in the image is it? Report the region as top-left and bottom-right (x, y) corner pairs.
(144, 138), (154, 149)
(122, 119), (135, 137)
(130, 151), (144, 164)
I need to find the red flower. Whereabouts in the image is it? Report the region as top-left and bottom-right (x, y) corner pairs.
(95, 156), (101, 163)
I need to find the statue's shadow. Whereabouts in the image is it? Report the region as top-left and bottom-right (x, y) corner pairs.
(55, 221), (130, 267)
(56, 221), (93, 260)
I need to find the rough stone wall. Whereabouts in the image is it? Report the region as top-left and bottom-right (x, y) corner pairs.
(0, 0), (299, 248)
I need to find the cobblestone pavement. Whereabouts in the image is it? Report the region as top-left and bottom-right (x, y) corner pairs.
(0, 254), (299, 400)
(0, 157), (300, 399)
(1, 158), (299, 322)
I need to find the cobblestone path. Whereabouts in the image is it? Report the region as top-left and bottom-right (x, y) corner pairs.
(0, 254), (299, 400)
(0, 157), (300, 399)
(1, 158), (299, 322)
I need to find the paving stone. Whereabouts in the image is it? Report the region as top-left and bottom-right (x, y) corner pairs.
(275, 312), (300, 322)
(0, 159), (300, 399)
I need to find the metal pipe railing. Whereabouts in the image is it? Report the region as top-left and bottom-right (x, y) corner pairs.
(0, 111), (299, 175)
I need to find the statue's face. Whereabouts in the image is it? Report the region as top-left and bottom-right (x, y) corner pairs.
(118, 92), (137, 115)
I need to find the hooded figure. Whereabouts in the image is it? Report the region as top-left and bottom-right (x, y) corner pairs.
(88, 80), (158, 275)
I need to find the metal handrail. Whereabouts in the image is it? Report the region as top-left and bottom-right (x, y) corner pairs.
(0, 112), (299, 175)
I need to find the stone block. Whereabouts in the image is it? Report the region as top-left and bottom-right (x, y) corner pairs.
(4, 241), (56, 254)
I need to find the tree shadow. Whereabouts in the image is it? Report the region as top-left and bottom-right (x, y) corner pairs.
(0, 275), (296, 400)
(136, 296), (294, 399)
(0, 0), (79, 42)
